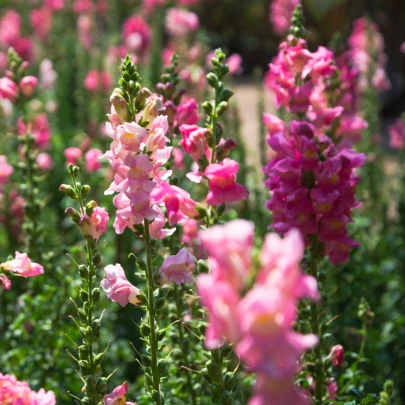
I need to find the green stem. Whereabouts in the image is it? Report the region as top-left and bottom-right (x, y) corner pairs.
(144, 220), (161, 405)
(173, 284), (198, 405)
(309, 238), (324, 404)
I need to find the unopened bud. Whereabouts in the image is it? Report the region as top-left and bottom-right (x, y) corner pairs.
(59, 184), (77, 199)
(135, 87), (152, 110)
(85, 200), (97, 217)
(110, 88), (129, 121)
(65, 207), (80, 224)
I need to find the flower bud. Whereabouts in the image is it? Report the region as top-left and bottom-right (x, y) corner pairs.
(85, 200), (97, 217)
(65, 207), (80, 224)
(328, 345), (344, 367)
(142, 96), (165, 124)
(110, 88), (129, 121)
(135, 87), (152, 110)
(20, 76), (38, 97)
(59, 184), (77, 199)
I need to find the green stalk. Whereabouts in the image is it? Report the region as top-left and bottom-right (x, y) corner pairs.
(144, 220), (162, 405)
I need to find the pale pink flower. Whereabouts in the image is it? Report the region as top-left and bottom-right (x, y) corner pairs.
(85, 148), (103, 172)
(79, 206), (109, 240)
(0, 77), (18, 101)
(101, 264), (141, 307)
(36, 152), (53, 171)
(39, 59), (57, 89)
(149, 205), (175, 240)
(0, 273), (11, 290)
(160, 247), (196, 285)
(199, 220), (254, 291)
(196, 274), (241, 348)
(20, 76), (38, 97)
(165, 8), (199, 36)
(17, 114), (51, 149)
(204, 158), (249, 206)
(77, 14), (93, 49)
(64, 147), (82, 165)
(1, 251), (44, 277)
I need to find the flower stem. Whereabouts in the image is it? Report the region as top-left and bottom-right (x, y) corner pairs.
(309, 238), (324, 404)
(144, 219), (162, 405)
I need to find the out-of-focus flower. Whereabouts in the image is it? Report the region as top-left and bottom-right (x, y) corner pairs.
(64, 147), (82, 165)
(31, 6), (52, 41)
(0, 77), (18, 102)
(40, 59), (57, 89)
(45, 0), (65, 10)
(85, 148), (103, 172)
(160, 247), (196, 285)
(20, 76), (38, 97)
(17, 114), (52, 149)
(1, 251), (44, 277)
(270, 0), (300, 36)
(388, 118), (405, 150)
(101, 264), (141, 307)
(0, 156), (13, 190)
(84, 70), (112, 93)
(36, 152), (53, 171)
(328, 345), (344, 367)
(226, 53), (243, 75)
(122, 15), (151, 56)
(165, 8), (199, 36)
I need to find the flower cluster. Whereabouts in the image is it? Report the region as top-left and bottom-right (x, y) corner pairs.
(0, 373), (55, 405)
(388, 117), (405, 150)
(197, 220), (319, 405)
(263, 119), (365, 264)
(348, 17), (391, 92)
(269, 0), (300, 36)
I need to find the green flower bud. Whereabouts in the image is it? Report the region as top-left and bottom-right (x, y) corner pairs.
(78, 345), (89, 359)
(59, 184), (77, 199)
(206, 73), (218, 87)
(96, 377), (107, 395)
(92, 288), (100, 302)
(80, 290), (89, 302)
(140, 323), (151, 337)
(216, 101), (229, 116)
(65, 207), (80, 224)
(80, 185), (91, 199)
(142, 354), (152, 367)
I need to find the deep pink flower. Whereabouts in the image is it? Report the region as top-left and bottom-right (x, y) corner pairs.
(73, 0), (93, 13)
(20, 76), (38, 97)
(0, 11), (21, 47)
(36, 152), (53, 171)
(84, 70), (99, 92)
(196, 274), (241, 348)
(79, 206), (109, 241)
(1, 251), (44, 277)
(45, 0), (65, 10)
(329, 344), (344, 367)
(160, 247), (196, 285)
(165, 8), (199, 36)
(151, 181), (197, 226)
(30, 7), (52, 41)
(85, 148), (103, 172)
(204, 158), (249, 206)
(0, 77), (18, 101)
(176, 98), (199, 127)
(226, 53), (243, 75)
(122, 15), (151, 56)
(101, 264), (141, 307)
(104, 381), (135, 405)
(200, 220), (254, 291)
(64, 147), (82, 165)
(179, 124), (210, 165)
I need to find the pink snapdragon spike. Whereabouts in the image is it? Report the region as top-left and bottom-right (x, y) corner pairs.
(36, 152), (53, 171)
(199, 219), (254, 291)
(85, 148), (103, 172)
(264, 119), (365, 264)
(101, 264), (141, 307)
(1, 251), (44, 277)
(0, 373), (56, 405)
(160, 247), (196, 285)
(165, 8), (199, 36)
(0, 155), (13, 189)
(204, 158), (249, 206)
(79, 206), (109, 240)
(64, 147), (82, 165)
(0, 77), (18, 101)
(348, 17), (390, 92)
(329, 344), (344, 367)
(196, 274), (241, 348)
(122, 15), (151, 56)
(104, 381), (135, 405)
(388, 118), (405, 150)
(269, 0), (300, 36)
